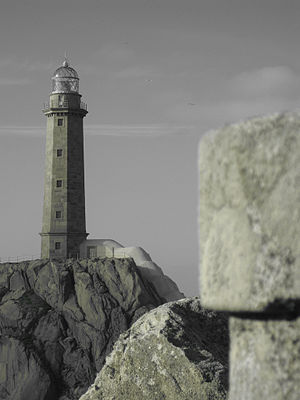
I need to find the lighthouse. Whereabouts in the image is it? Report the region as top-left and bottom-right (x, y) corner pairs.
(40, 59), (88, 259)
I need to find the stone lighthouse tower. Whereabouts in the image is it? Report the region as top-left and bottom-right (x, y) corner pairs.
(40, 59), (88, 259)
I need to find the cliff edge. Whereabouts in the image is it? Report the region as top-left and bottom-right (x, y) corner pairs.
(0, 258), (164, 399)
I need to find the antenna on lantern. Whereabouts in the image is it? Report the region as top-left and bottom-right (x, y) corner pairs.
(63, 51), (69, 67)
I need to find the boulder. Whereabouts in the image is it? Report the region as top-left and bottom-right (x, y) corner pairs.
(0, 257), (164, 399)
(80, 298), (229, 400)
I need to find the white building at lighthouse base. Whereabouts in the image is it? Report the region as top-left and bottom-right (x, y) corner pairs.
(80, 239), (184, 302)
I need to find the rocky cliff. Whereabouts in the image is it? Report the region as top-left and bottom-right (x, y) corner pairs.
(79, 239), (185, 301)
(0, 258), (164, 399)
(80, 298), (229, 400)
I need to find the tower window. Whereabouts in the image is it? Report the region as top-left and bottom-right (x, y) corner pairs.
(57, 118), (63, 126)
(56, 149), (63, 157)
(56, 211), (62, 219)
(56, 179), (63, 188)
(55, 242), (61, 250)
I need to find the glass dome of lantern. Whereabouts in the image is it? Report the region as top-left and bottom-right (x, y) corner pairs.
(52, 59), (79, 93)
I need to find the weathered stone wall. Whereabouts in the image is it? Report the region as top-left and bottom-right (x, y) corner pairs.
(67, 112), (86, 236)
(198, 112), (300, 399)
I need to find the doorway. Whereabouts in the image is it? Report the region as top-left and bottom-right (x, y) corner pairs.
(87, 246), (97, 258)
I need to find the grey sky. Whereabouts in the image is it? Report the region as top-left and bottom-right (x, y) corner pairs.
(0, 0), (300, 295)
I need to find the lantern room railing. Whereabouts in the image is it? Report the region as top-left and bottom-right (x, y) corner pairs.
(43, 100), (87, 112)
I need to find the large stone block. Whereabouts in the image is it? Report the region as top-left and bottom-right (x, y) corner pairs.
(229, 316), (300, 400)
(199, 112), (300, 311)
(80, 298), (228, 400)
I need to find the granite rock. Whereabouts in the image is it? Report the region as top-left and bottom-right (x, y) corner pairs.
(0, 337), (55, 400)
(199, 112), (300, 312)
(229, 316), (300, 400)
(80, 298), (229, 400)
(0, 258), (163, 399)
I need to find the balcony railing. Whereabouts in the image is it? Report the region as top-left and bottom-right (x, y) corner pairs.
(43, 100), (87, 112)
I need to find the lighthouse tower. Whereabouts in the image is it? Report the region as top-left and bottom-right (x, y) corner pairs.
(40, 59), (88, 259)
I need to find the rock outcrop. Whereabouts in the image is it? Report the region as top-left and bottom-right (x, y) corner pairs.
(114, 245), (185, 301)
(80, 239), (185, 301)
(80, 298), (229, 400)
(0, 257), (164, 399)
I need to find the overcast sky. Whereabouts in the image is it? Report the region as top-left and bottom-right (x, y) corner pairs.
(1, 0), (300, 296)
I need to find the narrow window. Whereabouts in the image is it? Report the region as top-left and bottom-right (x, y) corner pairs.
(57, 118), (63, 126)
(57, 149), (63, 157)
(55, 242), (61, 250)
(56, 179), (62, 188)
(56, 211), (62, 219)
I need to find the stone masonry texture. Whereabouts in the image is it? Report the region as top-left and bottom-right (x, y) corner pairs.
(198, 112), (300, 399)
(199, 112), (300, 312)
(229, 316), (300, 400)
(41, 92), (87, 259)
